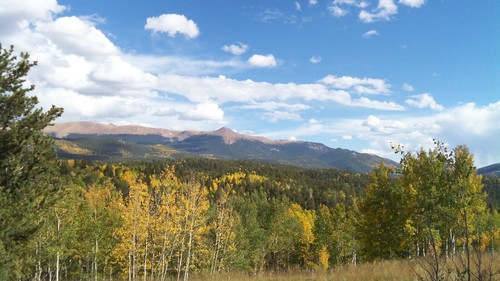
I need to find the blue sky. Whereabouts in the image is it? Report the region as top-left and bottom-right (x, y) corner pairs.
(1, 0), (499, 166)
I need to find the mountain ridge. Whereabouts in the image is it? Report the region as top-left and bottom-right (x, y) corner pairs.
(478, 163), (500, 178)
(46, 121), (295, 145)
(45, 121), (399, 173)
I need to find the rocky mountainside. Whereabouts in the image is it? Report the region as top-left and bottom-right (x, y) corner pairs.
(45, 122), (399, 173)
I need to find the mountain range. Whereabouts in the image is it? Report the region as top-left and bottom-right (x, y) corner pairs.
(44, 121), (399, 173)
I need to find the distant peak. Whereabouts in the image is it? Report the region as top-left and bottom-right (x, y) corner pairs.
(211, 127), (241, 144)
(214, 127), (235, 134)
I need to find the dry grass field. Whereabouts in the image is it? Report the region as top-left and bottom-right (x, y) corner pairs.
(187, 254), (500, 281)
(188, 260), (416, 281)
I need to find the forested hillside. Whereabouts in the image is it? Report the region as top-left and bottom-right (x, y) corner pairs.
(5, 155), (499, 280)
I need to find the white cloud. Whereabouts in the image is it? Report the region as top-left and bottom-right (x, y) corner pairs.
(157, 74), (404, 111)
(295, 1), (302, 11)
(309, 0), (318, 6)
(359, 0), (398, 23)
(222, 43), (248, 55)
(328, 0), (426, 23)
(405, 93), (444, 111)
(362, 114), (405, 133)
(39, 87), (148, 119)
(342, 134), (353, 140)
(0, 0), (65, 35)
(356, 102), (499, 166)
(240, 101), (310, 112)
(363, 29), (379, 38)
(262, 111), (302, 122)
(399, 0), (426, 8)
(310, 56), (322, 63)
(180, 103), (224, 121)
(329, 5), (349, 17)
(353, 97), (405, 110)
(320, 75), (391, 94)
(36, 16), (120, 57)
(145, 14), (199, 39)
(248, 54), (277, 68)
(124, 54), (245, 76)
(403, 83), (414, 91)
(329, 0), (370, 17)
(437, 102), (499, 137)
(257, 9), (286, 23)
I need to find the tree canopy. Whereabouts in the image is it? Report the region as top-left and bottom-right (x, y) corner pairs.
(0, 44), (63, 279)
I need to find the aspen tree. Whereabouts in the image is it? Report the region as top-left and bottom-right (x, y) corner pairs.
(84, 180), (122, 279)
(114, 171), (151, 281)
(210, 182), (240, 274)
(287, 203), (316, 268)
(359, 163), (406, 261)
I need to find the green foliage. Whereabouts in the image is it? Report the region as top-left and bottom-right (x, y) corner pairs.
(360, 141), (496, 280)
(359, 163), (408, 260)
(0, 44), (63, 279)
(483, 176), (500, 210)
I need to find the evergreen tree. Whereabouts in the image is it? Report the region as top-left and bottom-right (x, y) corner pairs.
(0, 44), (63, 278)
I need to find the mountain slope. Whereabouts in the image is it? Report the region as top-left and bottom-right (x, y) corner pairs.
(45, 122), (398, 173)
(478, 163), (500, 178)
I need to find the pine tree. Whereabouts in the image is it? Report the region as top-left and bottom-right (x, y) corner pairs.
(0, 44), (63, 278)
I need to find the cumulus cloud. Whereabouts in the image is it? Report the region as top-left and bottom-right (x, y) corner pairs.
(353, 102), (499, 166)
(359, 0), (398, 22)
(329, 5), (349, 17)
(363, 29), (379, 38)
(329, 0), (426, 23)
(180, 103), (224, 121)
(156, 74), (404, 111)
(145, 14), (199, 38)
(403, 83), (414, 91)
(37, 16), (120, 58)
(320, 75), (391, 95)
(309, 0), (318, 6)
(405, 93), (444, 111)
(0, 0), (65, 35)
(362, 114), (406, 133)
(353, 97), (404, 110)
(248, 54), (277, 68)
(399, 0), (426, 8)
(38, 87), (149, 119)
(222, 43), (248, 55)
(0, 2), (184, 127)
(329, 0), (369, 17)
(310, 56), (322, 63)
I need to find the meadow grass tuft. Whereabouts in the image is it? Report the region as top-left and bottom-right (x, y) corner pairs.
(189, 259), (416, 281)
(188, 254), (500, 281)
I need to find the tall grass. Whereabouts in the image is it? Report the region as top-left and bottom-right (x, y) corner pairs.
(189, 259), (416, 281)
(187, 254), (500, 281)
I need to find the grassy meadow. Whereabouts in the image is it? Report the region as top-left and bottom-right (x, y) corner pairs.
(188, 255), (500, 281)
